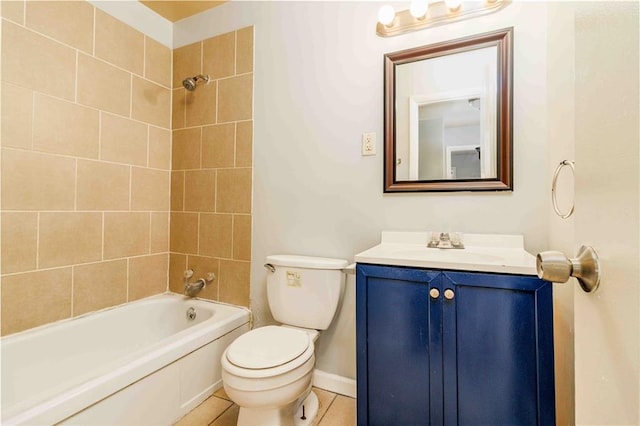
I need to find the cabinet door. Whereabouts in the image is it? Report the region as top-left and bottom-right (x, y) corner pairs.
(442, 272), (555, 426)
(356, 265), (442, 426)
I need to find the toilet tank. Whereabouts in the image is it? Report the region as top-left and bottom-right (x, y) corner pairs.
(265, 255), (348, 330)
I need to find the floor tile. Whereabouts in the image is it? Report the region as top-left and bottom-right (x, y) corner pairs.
(173, 387), (355, 426)
(174, 396), (232, 426)
(318, 395), (356, 426)
(312, 388), (337, 426)
(214, 387), (231, 401)
(209, 404), (240, 426)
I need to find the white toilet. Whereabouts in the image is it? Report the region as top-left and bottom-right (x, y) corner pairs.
(221, 254), (348, 426)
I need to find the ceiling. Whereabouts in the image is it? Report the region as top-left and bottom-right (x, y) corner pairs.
(140, 1), (227, 22)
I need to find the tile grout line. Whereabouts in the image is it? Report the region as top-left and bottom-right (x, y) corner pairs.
(7, 88), (171, 134)
(3, 17), (172, 89)
(3, 145), (171, 172)
(206, 398), (235, 426)
(216, 258), (221, 300)
(0, 253), (169, 278)
(234, 30), (238, 77)
(316, 392), (338, 426)
(101, 212), (105, 262)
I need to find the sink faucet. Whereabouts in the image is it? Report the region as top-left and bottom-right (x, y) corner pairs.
(183, 269), (216, 297)
(427, 232), (465, 249)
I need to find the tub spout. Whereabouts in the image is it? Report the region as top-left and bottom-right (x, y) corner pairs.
(183, 270), (215, 297)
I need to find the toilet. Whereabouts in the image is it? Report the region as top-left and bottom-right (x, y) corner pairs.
(221, 254), (348, 426)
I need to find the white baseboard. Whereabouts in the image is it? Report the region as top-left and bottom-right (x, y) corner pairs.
(312, 369), (356, 399)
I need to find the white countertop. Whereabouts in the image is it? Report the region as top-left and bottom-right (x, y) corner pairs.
(354, 231), (537, 276)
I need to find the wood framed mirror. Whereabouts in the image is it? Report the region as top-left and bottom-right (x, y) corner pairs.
(384, 28), (513, 192)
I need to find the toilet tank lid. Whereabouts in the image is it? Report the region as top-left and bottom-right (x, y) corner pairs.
(265, 255), (348, 270)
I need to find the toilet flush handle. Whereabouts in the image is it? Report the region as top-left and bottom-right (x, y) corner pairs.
(264, 263), (276, 273)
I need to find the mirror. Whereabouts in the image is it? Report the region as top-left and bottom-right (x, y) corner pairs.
(384, 28), (513, 192)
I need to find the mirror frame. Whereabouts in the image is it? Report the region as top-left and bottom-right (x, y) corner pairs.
(384, 27), (513, 192)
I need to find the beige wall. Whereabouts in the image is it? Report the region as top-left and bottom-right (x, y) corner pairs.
(1, 3), (255, 334)
(168, 28), (253, 308)
(1, 1), (172, 335)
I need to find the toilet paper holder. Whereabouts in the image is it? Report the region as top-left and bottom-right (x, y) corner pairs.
(536, 245), (601, 293)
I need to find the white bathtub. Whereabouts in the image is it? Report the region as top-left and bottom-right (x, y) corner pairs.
(1, 293), (250, 425)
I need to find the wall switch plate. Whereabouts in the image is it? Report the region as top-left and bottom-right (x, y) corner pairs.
(362, 132), (376, 156)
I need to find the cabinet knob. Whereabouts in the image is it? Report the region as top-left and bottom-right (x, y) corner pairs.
(429, 288), (440, 299)
(444, 289), (455, 300)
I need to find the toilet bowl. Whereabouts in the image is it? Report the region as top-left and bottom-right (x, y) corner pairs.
(221, 326), (319, 426)
(220, 255), (348, 426)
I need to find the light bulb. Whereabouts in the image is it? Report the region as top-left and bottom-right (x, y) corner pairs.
(378, 5), (396, 26)
(445, 0), (462, 11)
(410, 0), (429, 19)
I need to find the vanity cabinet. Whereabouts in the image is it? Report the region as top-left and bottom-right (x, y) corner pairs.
(355, 264), (555, 426)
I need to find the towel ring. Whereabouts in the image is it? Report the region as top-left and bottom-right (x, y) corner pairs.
(552, 160), (575, 219)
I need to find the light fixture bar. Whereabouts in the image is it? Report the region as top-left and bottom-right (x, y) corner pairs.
(376, 0), (511, 37)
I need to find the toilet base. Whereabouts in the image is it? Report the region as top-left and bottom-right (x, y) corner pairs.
(294, 391), (319, 426)
(237, 389), (319, 426)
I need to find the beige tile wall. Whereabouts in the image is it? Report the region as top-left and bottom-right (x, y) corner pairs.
(170, 27), (254, 308)
(1, 1), (172, 335)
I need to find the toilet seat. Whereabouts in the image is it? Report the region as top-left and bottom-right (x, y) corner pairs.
(222, 326), (315, 380)
(227, 326), (309, 370)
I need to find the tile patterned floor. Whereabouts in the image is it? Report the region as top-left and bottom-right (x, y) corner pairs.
(174, 387), (356, 426)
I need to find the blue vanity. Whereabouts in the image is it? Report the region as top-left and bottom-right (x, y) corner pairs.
(354, 232), (555, 425)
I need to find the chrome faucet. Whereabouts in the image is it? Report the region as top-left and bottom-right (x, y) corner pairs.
(183, 269), (216, 297)
(427, 232), (465, 249)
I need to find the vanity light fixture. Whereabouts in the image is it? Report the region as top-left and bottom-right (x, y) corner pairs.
(376, 0), (511, 37)
(444, 0), (462, 12)
(378, 4), (396, 26)
(409, 0), (429, 19)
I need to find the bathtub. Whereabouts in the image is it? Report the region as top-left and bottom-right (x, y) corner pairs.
(1, 293), (250, 425)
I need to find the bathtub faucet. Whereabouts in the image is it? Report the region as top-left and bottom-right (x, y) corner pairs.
(183, 269), (216, 297)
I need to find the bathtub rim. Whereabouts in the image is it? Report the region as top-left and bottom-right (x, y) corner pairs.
(0, 291), (252, 341)
(1, 292), (251, 425)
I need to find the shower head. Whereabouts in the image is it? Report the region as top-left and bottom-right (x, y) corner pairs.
(182, 74), (210, 91)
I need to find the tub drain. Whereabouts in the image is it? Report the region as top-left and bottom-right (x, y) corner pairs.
(186, 307), (197, 321)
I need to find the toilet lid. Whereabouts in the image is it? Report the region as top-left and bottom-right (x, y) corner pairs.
(227, 326), (310, 369)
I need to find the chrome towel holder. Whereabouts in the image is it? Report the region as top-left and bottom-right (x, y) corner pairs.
(552, 160), (575, 219)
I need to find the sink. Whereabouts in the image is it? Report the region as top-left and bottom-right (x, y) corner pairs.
(392, 248), (504, 264)
(354, 231), (537, 275)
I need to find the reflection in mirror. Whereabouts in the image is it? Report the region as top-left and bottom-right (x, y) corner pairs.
(384, 28), (513, 192)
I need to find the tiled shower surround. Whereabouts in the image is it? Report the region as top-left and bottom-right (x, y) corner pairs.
(0, 1), (253, 336)
(168, 28), (253, 307)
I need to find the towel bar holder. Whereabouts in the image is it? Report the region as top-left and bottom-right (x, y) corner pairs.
(552, 160), (575, 219)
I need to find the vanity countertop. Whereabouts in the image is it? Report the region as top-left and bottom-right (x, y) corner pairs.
(354, 231), (537, 276)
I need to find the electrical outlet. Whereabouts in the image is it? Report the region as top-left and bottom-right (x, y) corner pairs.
(362, 132), (376, 156)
